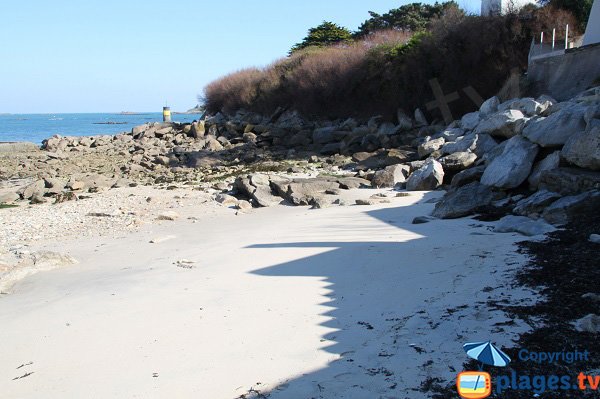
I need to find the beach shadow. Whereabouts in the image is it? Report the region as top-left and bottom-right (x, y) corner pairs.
(243, 193), (479, 398)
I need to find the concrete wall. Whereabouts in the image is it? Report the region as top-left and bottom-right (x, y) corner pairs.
(527, 43), (600, 100)
(583, 0), (600, 46)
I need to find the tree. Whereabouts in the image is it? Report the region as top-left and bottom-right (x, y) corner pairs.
(355, 1), (462, 37)
(538, 0), (593, 29)
(290, 21), (353, 54)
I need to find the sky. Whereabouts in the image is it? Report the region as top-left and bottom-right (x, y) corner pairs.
(0, 0), (481, 114)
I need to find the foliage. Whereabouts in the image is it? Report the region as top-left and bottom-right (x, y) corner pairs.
(355, 1), (462, 37)
(538, 0), (593, 30)
(289, 21), (353, 54)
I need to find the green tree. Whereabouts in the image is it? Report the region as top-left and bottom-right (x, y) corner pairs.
(355, 1), (462, 37)
(290, 21), (353, 54)
(539, 0), (593, 30)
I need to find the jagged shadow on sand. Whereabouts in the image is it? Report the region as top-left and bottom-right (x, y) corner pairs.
(244, 192), (484, 398)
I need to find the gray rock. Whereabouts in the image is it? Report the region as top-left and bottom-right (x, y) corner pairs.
(528, 151), (561, 189)
(378, 122), (400, 136)
(236, 200), (253, 211)
(215, 193), (239, 206)
(494, 215), (556, 236)
(418, 137), (445, 158)
(498, 97), (548, 116)
(513, 190), (561, 216)
(18, 179), (46, 200)
(371, 164), (410, 188)
(412, 216), (435, 224)
(439, 152), (477, 172)
(312, 127), (336, 144)
(336, 177), (371, 190)
(414, 108), (428, 127)
(562, 126), (600, 170)
(474, 110), (526, 138)
(397, 109), (414, 130)
(311, 197), (332, 209)
(355, 199), (378, 206)
(573, 314), (600, 333)
(320, 142), (342, 155)
(0, 192), (19, 204)
(460, 112), (480, 130)
(431, 182), (499, 219)
(157, 211), (180, 221)
(589, 234), (600, 244)
(435, 128), (465, 142)
(283, 179), (340, 206)
(441, 134), (477, 155)
(451, 165), (486, 188)
(480, 96), (500, 117)
(250, 174), (270, 187)
(406, 159), (444, 191)
(542, 190), (600, 225)
(522, 104), (586, 147)
(481, 136), (539, 189)
(471, 133), (499, 157)
(539, 167), (600, 195)
(252, 185), (282, 207)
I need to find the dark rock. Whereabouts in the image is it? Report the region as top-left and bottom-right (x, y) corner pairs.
(431, 182), (500, 219)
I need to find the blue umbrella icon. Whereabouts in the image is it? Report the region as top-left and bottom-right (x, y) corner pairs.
(463, 341), (511, 367)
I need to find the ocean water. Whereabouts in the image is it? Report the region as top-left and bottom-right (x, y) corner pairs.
(0, 113), (202, 144)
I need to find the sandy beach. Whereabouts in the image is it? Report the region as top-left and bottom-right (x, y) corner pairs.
(0, 187), (534, 398)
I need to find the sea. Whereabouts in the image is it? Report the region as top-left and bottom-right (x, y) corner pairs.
(0, 113), (203, 144)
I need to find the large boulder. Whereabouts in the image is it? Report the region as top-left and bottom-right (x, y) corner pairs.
(439, 152), (477, 172)
(542, 190), (600, 225)
(480, 96), (500, 117)
(562, 126), (600, 170)
(493, 215), (556, 236)
(371, 164), (411, 188)
(460, 112), (480, 130)
(539, 167), (600, 195)
(513, 190), (562, 217)
(528, 151), (561, 189)
(474, 110), (527, 138)
(522, 104), (586, 147)
(417, 137), (445, 158)
(481, 136), (539, 189)
(406, 159), (444, 191)
(450, 165), (486, 188)
(498, 97), (548, 116)
(312, 127), (337, 144)
(431, 182), (499, 219)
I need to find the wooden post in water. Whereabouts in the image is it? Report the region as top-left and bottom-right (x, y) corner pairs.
(163, 106), (171, 123)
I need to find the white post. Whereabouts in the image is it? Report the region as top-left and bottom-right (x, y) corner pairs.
(565, 24), (569, 49)
(540, 32), (544, 50)
(552, 28), (556, 51)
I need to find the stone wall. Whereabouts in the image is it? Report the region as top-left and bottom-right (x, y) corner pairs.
(528, 43), (600, 100)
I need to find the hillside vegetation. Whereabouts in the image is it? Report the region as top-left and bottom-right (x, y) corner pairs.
(203, 3), (578, 121)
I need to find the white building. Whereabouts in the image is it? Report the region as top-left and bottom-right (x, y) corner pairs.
(583, 0), (600, 46)
(481, 0), (535, 16)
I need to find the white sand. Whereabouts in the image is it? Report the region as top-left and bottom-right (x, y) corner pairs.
(0, 189), (536, 398)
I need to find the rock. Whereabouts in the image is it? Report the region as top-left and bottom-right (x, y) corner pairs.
(493, 215), (556, 236)
(279, 179), (340, 206)
(32, 251), (77, 269)
(0, 192), (19, 204)
(236, 200), (253, 211)
(474, 110), (526, 138)
(441, 134), (477, 155)
(542, 190), (600, 225)
(414, 108), (428, 126)
(215, 193), (239, 206)
(54, 192), (78, 203)
(243, 132), (257, 143)
(498, 97), (548, 116)
(397, 109), (413, 130)
(522, 104), (586, 147)
(528, 151), (561, 189)
(320, 142), (342, 155)
(249, 174), (270, 187)
(412, 216), (435, 224)
(336, 177), (370, 189)
(112, 178), (132, 189)
(481, 136), (539, 189)
(355, 199), (377, 206)
(439, 152), (477, 171)
(436, 128), (465, 141)
(312, 127), (336, 144)
(513, 190), (562, 217)
(573, 314), (600, 333)
(480, 96), (500, 117)
(562, 126), (600, 170)
(589, 234), (600, 244)
(149, 235), (176, 244)
(204, 138), (224, 151)
(431, 182), (499, 219)
(539, 167), (600, 195)
(406, 159), (444, 191)
(460, 112), (480, 130)
(157, 211), (180, 221)
(251, 185), (281, 207)
(418, 137), (445, 158)
(191, 121), (206, 138)
(582, 292), (600, 302)
(311, 197), (331, 209)
(18, 179), (46, 200)
(371, 164), (410, 188)
(378, 122), (400, 136)
(450, 165), (486, 188)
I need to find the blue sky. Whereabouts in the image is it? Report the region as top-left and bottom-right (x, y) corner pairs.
(1, 0), (481, 113)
